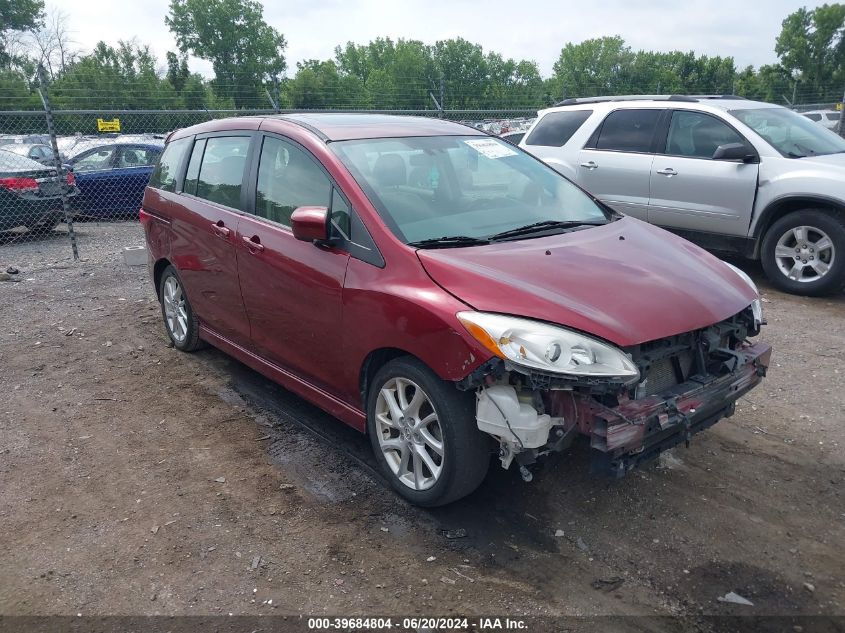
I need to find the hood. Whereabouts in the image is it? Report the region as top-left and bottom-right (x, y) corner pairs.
(797, 152), (845, 171)
(417, 217), (757, 347)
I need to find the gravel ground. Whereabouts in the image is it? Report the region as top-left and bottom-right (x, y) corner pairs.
(0, 223), (843, 629)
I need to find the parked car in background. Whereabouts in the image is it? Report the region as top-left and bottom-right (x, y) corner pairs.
(0, 150), (77, 233)
(801, 109), (841, 131)
(65, 141), (163, 218)
(520, 95), (845, 295)
(140, 114), (769, 506)
(0, 134), (51, 146)
(1, 143), (56, 165)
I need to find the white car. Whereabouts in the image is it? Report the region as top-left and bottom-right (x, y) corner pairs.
(801, 109), (841, 131)
(519, 95), (845, 296)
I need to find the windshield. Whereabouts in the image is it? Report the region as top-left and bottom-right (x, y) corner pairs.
(730, 107), (845, 158)
(330, 135), (610, 245)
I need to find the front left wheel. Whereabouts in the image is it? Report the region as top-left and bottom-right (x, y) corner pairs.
(761, 209), (845, 296)
(158, 265), (202, 351)
(367, 356), (491, 507)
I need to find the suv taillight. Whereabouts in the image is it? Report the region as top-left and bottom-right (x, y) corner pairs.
(0, 177), (39, 193)
(65, 171), (75, 186)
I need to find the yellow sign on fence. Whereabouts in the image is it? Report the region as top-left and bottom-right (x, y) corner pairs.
(97, 118), (121, 132)
(837, 103), (843, 111)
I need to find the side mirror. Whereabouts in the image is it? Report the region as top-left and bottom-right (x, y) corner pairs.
(291, 206), (330, 242)
(712, 143), (756, 163)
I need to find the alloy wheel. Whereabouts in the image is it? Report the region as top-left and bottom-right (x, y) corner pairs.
(374, 377), (444, 491)
(773, 225), (835, 283)
(162, 276), (188, 343)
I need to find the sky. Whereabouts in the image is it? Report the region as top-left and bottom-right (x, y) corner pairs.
(50, 0), (828, 77)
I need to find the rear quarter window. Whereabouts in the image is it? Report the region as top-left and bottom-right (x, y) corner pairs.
(525, 110), (592, 147)
(149, 137), (191, 192)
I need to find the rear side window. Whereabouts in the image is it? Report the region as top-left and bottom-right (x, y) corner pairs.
(827, 112), (841, 121)
(149, 137), (191, 192)
(195, 136), (251, 209)
(255, 136), (331, 226)
(804, 113), (822, 122)
(525, 110), (592, 147)
(592, 109), (661, 153)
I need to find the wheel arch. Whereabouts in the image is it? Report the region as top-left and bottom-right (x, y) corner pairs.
(152, 257), (173, 297)
(359, 347), (429, 418)
(752, 196), (845, 258)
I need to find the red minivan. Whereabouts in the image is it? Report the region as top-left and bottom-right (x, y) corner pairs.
(140, 114), (771, 506)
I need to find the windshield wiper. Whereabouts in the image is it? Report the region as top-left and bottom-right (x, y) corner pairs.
(487, 219), (606, 242)
(407, 235), (490, 249)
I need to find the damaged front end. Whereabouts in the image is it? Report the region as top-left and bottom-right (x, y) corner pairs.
(457, 306), (771, 479)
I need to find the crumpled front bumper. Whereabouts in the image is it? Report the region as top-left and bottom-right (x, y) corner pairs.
(548, 341), (772, 477)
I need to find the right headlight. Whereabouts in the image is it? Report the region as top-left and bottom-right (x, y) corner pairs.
(457, 311), (640, 382)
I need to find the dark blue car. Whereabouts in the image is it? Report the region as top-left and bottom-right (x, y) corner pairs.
(66, 142), (163, 218)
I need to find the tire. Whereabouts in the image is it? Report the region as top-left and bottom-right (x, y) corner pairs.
(29, 213), (62, 235)
(761, 209), (845, 296)
(158, 265), (203, 351)
(366, 356), (491, 506)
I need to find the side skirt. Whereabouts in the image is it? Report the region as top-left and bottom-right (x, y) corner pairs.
(199, 325), (367, 433)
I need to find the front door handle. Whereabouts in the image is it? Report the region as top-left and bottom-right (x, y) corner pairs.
(242, 235), (265, 253)
(656, 167), (678, 176)
(580, 161), (598, 170)
(211, 221), (231, 238)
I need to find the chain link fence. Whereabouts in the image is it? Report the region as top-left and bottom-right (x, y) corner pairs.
(1, 81), (843, 273)
(0, 98), (536, 271)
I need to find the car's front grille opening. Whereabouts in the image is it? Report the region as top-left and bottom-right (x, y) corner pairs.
(644, 350), (695, 395)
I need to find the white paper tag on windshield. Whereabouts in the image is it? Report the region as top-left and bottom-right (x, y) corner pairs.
(464, 138), (518, 159)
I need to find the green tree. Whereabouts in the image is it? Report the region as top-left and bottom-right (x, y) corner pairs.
(50, 41), (179, 110)
(776, 3), (845, 100)
(166, 0), (286, 108)
(434, 38), (488, 109)
(551, 36), (635, 98)
(166, 50), (189, 93)
(0, 0), (44, 68)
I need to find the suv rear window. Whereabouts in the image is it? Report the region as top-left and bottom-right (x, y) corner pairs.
(149, 137), (191, 192)
(591, 109), (661, 153)
(525, 110), (592, 147)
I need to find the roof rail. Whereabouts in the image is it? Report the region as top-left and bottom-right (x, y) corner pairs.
(553, 94), (747, 107)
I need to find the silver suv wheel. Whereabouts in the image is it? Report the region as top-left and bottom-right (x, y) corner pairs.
(774, 224), (835, 283)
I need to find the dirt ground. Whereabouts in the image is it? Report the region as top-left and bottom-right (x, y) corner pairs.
(0, 223), (843, 630)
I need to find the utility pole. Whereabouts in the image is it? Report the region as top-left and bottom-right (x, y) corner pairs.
(37, 64), (78, 261)
(439, 73), (445, 119)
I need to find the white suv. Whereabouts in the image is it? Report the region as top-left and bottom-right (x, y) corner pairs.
(519, 95), (845, 296)
(802, 109), (842, 131)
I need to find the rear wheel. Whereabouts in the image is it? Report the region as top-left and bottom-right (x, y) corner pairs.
(29, 213), (63, 235)
(367, 357), (491, 506)
(761, 209), (845, 296)
(158, 265), (202, 351)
